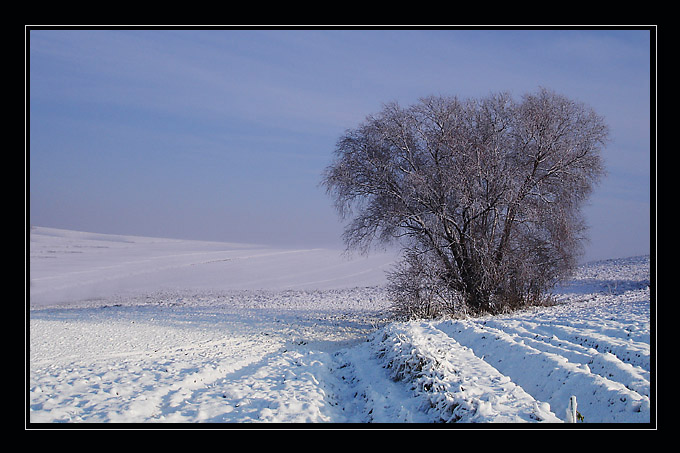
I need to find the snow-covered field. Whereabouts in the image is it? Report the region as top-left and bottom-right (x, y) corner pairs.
(27, 227), (653, 425)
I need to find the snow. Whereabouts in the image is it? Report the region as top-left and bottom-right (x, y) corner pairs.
(27, 227), (653, 425)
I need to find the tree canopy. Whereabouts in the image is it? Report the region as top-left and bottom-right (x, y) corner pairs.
(322, 88), (608, 317)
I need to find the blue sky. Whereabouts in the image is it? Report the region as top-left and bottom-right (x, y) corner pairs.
(28, 28), (653, 262)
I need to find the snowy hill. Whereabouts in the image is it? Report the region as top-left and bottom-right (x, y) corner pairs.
(29, 226), (399, 307)
(27, 227), (653, 425)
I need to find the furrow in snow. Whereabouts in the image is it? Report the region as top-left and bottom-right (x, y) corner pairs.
(479, 318), (650, 398)
(433, 320), (650, 423)
(371, 322), (561, 423)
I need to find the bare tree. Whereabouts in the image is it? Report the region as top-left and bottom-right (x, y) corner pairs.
(322, 88), (608, 317)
